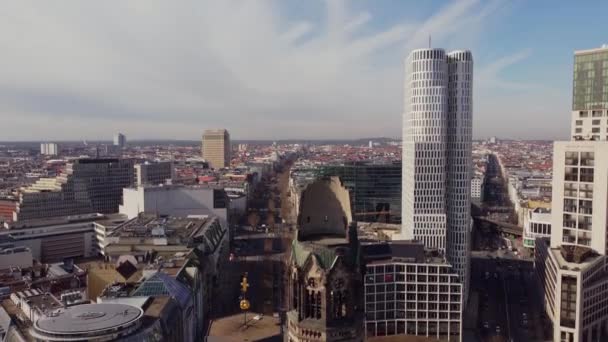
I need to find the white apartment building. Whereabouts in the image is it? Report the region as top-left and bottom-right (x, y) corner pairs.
(40, 143), (58, 156)
(536, 46), (608, 342)
(523, 207), (552, 249)
(402, 48), (473, 302)
(471, 177), (484, 203)
(363, 241), (462, 341)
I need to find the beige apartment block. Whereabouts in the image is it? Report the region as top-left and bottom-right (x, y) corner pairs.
(202, 129), (231, 169)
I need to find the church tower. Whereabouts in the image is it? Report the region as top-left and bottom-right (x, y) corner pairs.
(285, 177), (365, 342)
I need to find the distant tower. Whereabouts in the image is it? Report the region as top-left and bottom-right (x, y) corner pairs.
(202, 129), (231, 169)
(401, 48), (473, 301)
(368, 140), (373, 148)
(40, 143), (59, 156)
(113, 133), (126, 149)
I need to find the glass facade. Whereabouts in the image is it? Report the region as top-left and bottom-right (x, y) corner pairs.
(313, 162), (402, 224)
(573, 49), (608, 110)
(16, 159), (135, 220)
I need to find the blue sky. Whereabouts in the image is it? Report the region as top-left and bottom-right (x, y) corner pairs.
(0, 0), (607, 141)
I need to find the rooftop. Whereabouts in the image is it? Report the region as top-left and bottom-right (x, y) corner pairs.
(108, 214), (212, 241)
(575, 45), (608, 55)
(559, 245), (598, 264)
(363, 240), (447, 265)
(32, 302), (143, 335)
(8, 212), (126, 230)
(543, 239), (603, 272)
(14, 290), (63, 312)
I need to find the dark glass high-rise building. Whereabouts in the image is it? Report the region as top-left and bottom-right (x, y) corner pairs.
(300, 162), (402, 224)
(14, 159), (135, 221)
(571, 45), (608, 141)
(573, 46), (608, 111)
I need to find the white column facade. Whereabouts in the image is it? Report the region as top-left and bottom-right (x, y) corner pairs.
(402, 48), (448, 250)
(446, 51), (473, 301)
(402, 48), (473, 301)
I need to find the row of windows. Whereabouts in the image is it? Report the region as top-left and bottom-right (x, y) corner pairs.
(578, 110), (608, 117)
(575, 119), (608, 125)
(365, 320), (461, 338)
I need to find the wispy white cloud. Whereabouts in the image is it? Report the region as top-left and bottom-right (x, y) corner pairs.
(476, 49), (545, 90)
(0, 0), (541, 140)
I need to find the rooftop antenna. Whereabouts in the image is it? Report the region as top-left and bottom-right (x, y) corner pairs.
(428, 35), (431, 48)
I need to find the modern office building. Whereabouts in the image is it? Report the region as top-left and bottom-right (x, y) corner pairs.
(362, 241), (462, 340)
(202, 129), (231, 169)
(291, 162), (402, 224)
(114, 132), (127, 149)
(40, 143), (59, 156)
(535, 46), (608, 342)
(135, 161), (174, 186)
(1, 213), (126, 262)
(571, 45), (608, 141)
(285, 177), (365, 342)
(523, 207), (551, 249)
(13, 158), (135, 221)
(401, 48), (473, 301)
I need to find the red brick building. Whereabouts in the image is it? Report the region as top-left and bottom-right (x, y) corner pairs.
(0, 199), (17, 224)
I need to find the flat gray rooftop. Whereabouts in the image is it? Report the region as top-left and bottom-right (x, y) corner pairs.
(35, 303), (143, 334)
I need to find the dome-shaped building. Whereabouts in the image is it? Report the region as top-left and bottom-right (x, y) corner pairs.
(285, 176), (365, 342)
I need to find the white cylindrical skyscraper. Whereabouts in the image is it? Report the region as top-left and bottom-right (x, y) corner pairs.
(446, 50), (473, 301)
(402, 48), (449, 250)
(402, 48), (473, 301)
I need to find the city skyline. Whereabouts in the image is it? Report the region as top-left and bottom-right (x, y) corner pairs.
(1, 0), (608, 339)
(1, 1), (607, 141)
